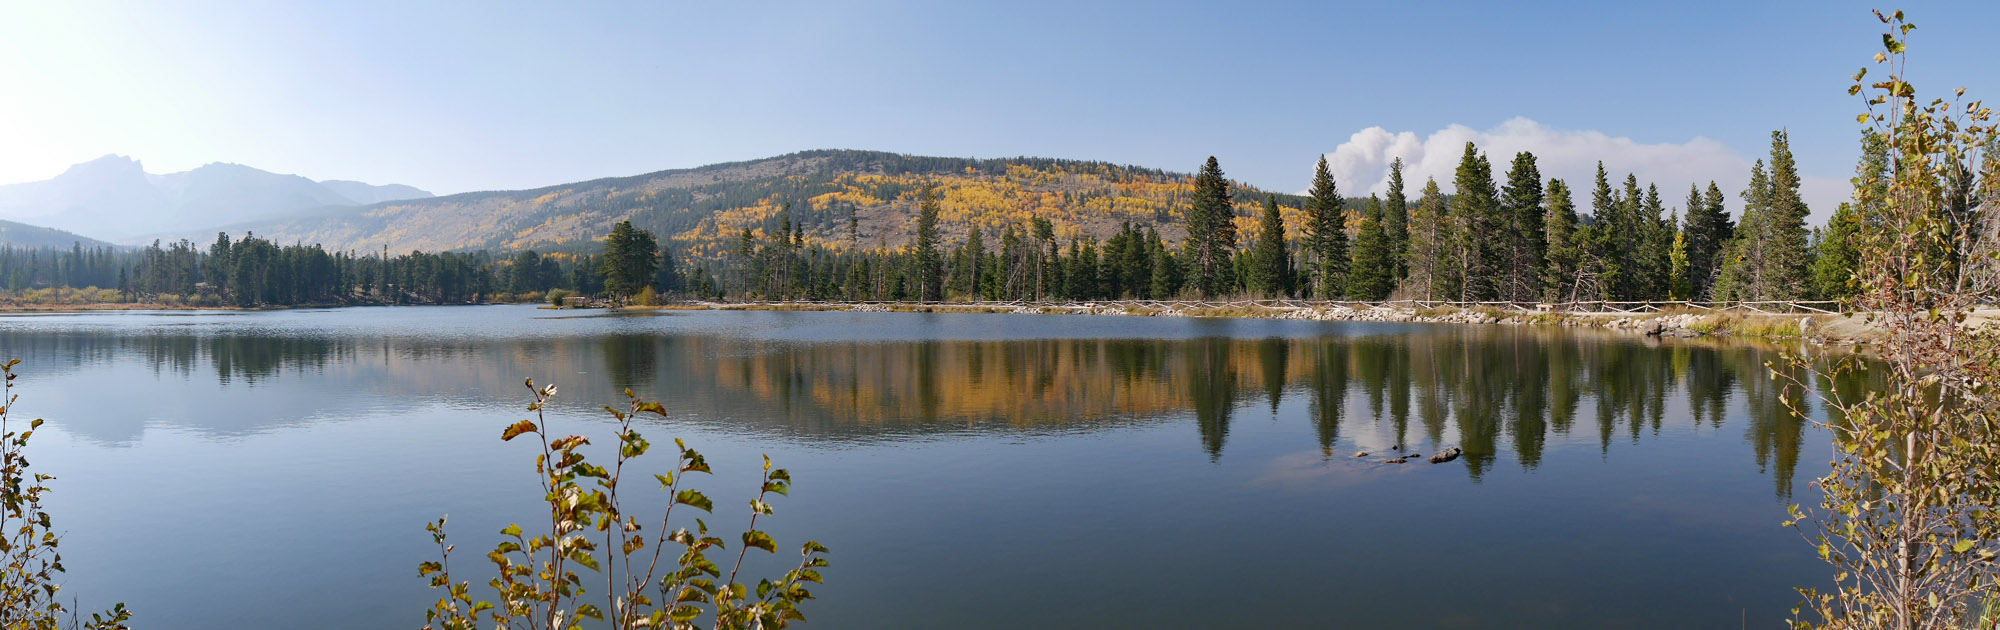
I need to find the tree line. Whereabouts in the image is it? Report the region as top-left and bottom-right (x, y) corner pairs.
(3, 131), (1878, 307)
(616, 129), (1870, 304)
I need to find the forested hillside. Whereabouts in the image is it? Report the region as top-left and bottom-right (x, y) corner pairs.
(214, 150), (1325, 257)
(0, 220), (115, 249)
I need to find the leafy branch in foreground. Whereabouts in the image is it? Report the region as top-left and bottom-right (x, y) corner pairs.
(1783, 10), (1999, 630)
(0, 360), (132, 630)
(420, 380), (828, 630)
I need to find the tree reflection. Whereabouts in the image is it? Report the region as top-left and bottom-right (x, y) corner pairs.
(3, 324), (1838, 495)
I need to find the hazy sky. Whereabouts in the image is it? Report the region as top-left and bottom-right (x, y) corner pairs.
(2, 0), (1994, 219)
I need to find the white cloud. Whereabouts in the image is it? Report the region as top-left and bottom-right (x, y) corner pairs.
(1319, 117), (1847, 225)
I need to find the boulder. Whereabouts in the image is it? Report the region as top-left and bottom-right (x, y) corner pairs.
(1429, 447), (1463, 464)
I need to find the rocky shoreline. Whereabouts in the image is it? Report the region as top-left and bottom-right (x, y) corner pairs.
(689, 301), (1866, 346)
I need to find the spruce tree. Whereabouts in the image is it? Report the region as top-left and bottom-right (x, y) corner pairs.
(1692, 182), (1734, 299)
(597, 220), (659, 301)
(1184, 157), (1236, 299)
(1681, 184), (1716, 299)
(1637, 183), (1671, 300)
(1718, 161), (1770, 301)
(1348, 195), (1393, 300)
(1542, 179), (1581, 302)
(1404, 178), (1450, 300)
(1304, 156), (1349, 298)
(963, 226), (985, 299)
(1585, 163), (1622, 300)
(914, 183), (943, 302)
(1450, 142), (1500, 301)
(1383, 158), (1410, 280)
(1814, 202), (1861, 300)
(1249, 194), (1290, 297)
(1764, 130), (1814, 299)
(1499, 151), (1545, 301)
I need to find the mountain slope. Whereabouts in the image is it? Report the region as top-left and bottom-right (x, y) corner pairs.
(319, 180), (433, 205)
(0, 219), (117, 249)
(213, 149), (1312, 256)
(0, 156), (432, 242)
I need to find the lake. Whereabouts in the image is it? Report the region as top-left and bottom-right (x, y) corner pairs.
(0, 305), (1844, 628)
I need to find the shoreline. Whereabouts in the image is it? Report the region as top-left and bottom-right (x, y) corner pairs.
(0, 298), (1875, 346)
(623, 300), (1876, 346)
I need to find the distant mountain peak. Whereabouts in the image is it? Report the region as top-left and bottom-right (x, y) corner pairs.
(0, 156), (431, 243)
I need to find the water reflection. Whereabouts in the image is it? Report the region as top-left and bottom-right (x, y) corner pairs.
(0, 323), (1863, 497)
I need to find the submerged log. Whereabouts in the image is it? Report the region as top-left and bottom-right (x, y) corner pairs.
(1429, 447), (1462, 464)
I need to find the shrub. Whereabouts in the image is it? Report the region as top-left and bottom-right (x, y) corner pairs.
(547, 289), (572, 307)
(0, 360), (131, 629)
(420, 381), (829, 630)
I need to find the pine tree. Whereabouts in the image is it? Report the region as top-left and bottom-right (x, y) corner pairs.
(1249, 194), (1290, 297)
(1348, 195), (1393, 300)
(1450, 142), (1500, 301)
(1303, 156), (1349, 298)
(1184, 157), (1236, 298)
(1404, 178), (1450, 300)
(914, 183), (943, 302)
(1383, 158), (1410, 280)
(1499, 151), (1545, 301)
(1541, 179), (1581, 302)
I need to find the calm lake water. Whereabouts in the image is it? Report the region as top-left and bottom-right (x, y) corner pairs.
(0, 305), (1846, 628)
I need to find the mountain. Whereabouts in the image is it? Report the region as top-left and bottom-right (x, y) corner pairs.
(319, 180), (433, 205)
(206, 149), (1310, 257)
(0, 219), (117, 249)
(0, 156), (433, 242)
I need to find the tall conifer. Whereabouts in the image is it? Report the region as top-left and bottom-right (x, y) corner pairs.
(1304, 156), (1348, 298)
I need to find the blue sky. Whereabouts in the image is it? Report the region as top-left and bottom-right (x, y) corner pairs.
(2, 0), (1993, 219)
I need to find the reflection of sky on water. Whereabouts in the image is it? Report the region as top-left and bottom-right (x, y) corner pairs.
(0, 305), (1858, 629)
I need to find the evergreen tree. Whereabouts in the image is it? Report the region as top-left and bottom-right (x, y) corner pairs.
(1303, 156), (1348, 298)
(1763, 130), (1814, 299)
(1717, 160), (1770, 302)
(960, 226), (985, 299)
(914, 183), (944, 302)
(1815, 129), (1887, 301)
(1150, 239), (1181, 299)
(1184, 157), (1237, 298)
(1383, 158), (1410, 280)
(1542, 179), (1582, 302)
(1348, 195), (1393, 300)
(1449, 142), (1499, 301)
(1814, 202), (1862, 300)
(1499, 151), (1545, 301)
(597, 220), (659, 301)
(1584, 163), (1622, 300)
(1248, 194), (1290, 297)
(1636, 183), (1671, 300)
(1668, 219), (1692, 300)
(1681, 183), (1733, 300)
(1404, 177), (1450, 300)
